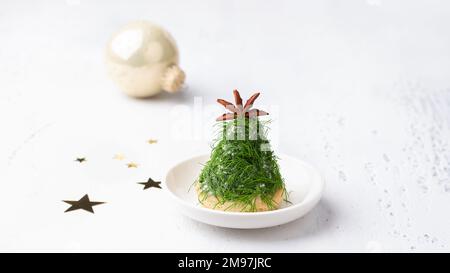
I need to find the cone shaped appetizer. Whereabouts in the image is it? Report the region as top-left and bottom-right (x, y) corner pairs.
(197, 90), (286, 212)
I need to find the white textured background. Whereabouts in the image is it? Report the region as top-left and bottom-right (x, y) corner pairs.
(1, 0), (450, 252)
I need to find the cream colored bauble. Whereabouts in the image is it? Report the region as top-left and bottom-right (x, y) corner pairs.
(105, 21), (185, 98)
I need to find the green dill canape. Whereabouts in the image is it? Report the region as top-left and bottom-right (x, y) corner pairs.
(197, 90), (286, 212)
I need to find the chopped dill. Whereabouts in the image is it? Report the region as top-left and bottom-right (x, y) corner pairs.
(198, 117), (286, 212)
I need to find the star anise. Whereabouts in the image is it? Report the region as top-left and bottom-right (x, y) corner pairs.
(216, 90), (269, 121)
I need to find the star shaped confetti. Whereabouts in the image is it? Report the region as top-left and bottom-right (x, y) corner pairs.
(127, 162), (138, 168)
(63, 194), (105, 213)
(138, 177), (162, 190)
(75, 157), (86, 163)
(147, 139), (158, 144)
(113, 153), (125, 160)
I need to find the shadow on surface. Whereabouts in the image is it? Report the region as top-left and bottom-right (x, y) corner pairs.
(136, 84), (208, 104)
(188, 198), (335, 242)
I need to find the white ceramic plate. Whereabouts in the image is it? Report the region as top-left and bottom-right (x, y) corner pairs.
(165, 154), (324, 229)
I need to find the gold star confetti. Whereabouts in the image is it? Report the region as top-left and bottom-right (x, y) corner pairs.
(75, 157), (86, 163)
(63, 194), (105, 214)
(113, 153), (125, 160)
(138, 177), (162, 190)
(126, 162), (138, 168)
(147, 139), (158, 144)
